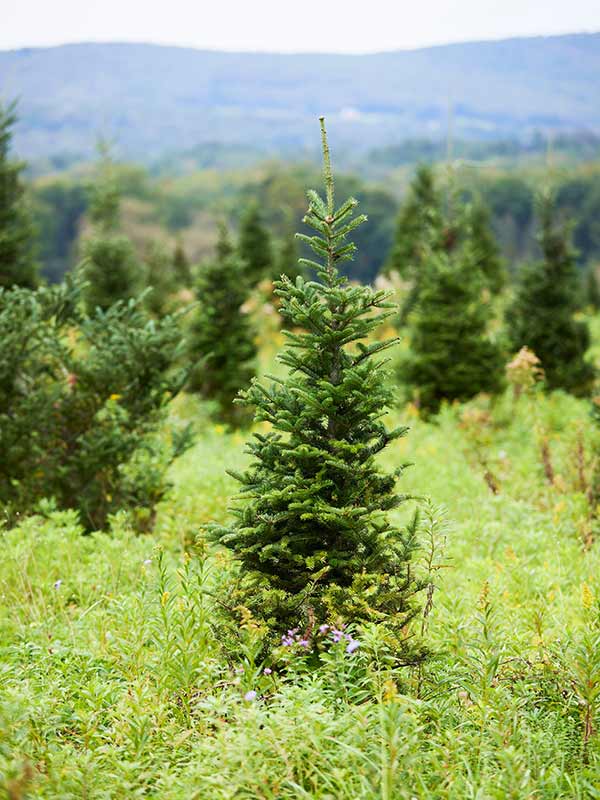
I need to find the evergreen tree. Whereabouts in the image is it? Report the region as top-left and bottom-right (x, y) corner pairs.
(173, 239), (192, 286)
(385, 164), (444, 280)
(386, 168), (503, 318)
(212, 119), (425, 661)
(188, 224), (256, 424)
(585, 264), (600, 311)
(468, 201), (506, 294)
(402, 241), (504, 414)
(81, 144), (141, 312)
(145, 241), (176, 316)
(0, 102), (38, 289)
(238, 202), (274, 285)
(505, 191), (594, 395)
(275, 231), (306, 282)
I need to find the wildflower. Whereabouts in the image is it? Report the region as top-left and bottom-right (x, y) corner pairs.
(263, 667), (272, 675)
(143, 558), (152, 566)
(235, 667), (245, 674)
(331, 628), (344, 643)
(318, 624), (330, 634)
(281, 635), (294, 646)
(244, 690), (257, 702)
(53, 579), (62, 590)
(298, 639), (309, 648)
(109, 393), (121, 402)
(346, 639), (360, 654)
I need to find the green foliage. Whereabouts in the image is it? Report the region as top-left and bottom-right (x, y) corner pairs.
(81, 146), (142, 312)
(0, 101), (39, 289)
(188, 226), (257, 424)
(237, 202), (274, 285)
(385, 165), (447, 283)
(1, 385), (600, 797)
(144, 241), (178, 316)
(172, 239), (192, 286)
(386, 166), (502, 324)
(402, 242), (504, 414)
(506, 191), (594, 395)
(0, 279), (192, 530)
(212, 121), (425, 660)
(586, 264), (600, 310)
(468, 201), (506, 293)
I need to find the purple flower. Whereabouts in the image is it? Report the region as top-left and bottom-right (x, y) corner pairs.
(263, 667), (272, 675)
(318, 624), (330, 634)
(346, 639), (360, 654)
(298, 639), (309, 648)
(53, 579), (62, 590)
(331, 629), (344, 643)
(244, 690), (257, 702)
(281, 635), (294, 647)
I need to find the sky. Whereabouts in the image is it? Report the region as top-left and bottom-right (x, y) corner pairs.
(2, 0), (599, 53)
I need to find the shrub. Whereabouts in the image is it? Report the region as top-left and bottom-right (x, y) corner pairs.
(0, 279), (192, 530)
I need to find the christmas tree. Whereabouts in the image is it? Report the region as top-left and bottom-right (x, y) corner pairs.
(0, 102), (38, 289)
(238, 202), (274, 285)
(212, 119), (425, 661)
(505, 190), (593, 395)
(386, 167), (503, 321)
(173, 239), (192, 287)
(468, 201), (506, 294)
(188, 223), (257, 424)
(81, 144), (141, 312)
(402, 239), (504, 414)
(385, 164), (444, 281)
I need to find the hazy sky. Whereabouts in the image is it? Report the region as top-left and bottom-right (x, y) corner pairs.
(3, 0), (599, 53)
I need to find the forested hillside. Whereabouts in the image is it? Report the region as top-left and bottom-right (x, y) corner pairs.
(2, 33), (600, 163)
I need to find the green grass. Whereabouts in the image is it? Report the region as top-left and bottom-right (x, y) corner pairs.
(1, 383), (600, 798)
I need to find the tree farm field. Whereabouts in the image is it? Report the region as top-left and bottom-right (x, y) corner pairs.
(1, 334), (600, 799)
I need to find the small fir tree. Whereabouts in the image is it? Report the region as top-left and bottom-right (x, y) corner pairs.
(188, 224), (257, 424)
(585, 264), (600, 311)
(81, 144), (141, 312)
(212, 119), (425, 661)
(275, 232), (306, 282)
(173, 239), (192, 286)
(505, 191), (594, 395)
(402, 241), (504, 414)
(238, 202), (274, 285)
(0, 102), (39, 289)
(145, 241), (177, 316)
(385, 164), (445, 280)
(468, 201), (506, 294)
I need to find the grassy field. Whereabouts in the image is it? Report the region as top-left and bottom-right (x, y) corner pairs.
(2, 325), (600, 799)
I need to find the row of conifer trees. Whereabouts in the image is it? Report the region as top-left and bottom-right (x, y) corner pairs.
(1, 101), (596, 427)
(2, 104), (599, 658)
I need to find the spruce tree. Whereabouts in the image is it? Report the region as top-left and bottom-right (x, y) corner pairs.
(238, 202), (274, 285)
(212, 119), (425, 661)
(402, 240), (504, 414)
(0, 102), (38, 289)
(505, 191), (593, 395)
(81, 144), (141, 312)
(188, 223), (256, 424)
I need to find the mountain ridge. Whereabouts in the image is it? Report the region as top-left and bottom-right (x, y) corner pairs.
(1, 33), (599, 163)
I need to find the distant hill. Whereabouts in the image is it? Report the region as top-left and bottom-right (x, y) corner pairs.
(1, 34), (600, 164)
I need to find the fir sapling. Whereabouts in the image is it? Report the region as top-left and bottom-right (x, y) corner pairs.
(211, 118), (426, 664)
